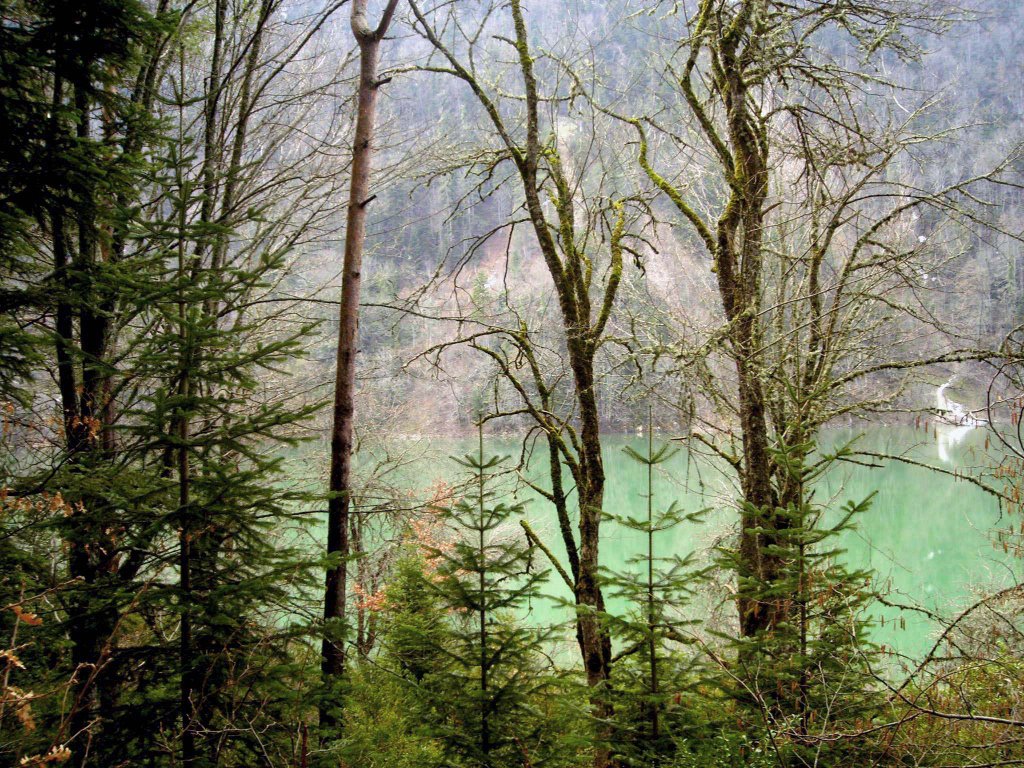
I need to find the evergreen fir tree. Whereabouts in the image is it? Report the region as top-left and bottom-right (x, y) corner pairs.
(384, 554), (453, 686)
(602, 408), (706, 766)
(716, 438), (882, 764)
(124, 103), (324, 765)
(421, 425), (562, 768)
(334, 551), (453, 768)
(0, 3), (177, 763)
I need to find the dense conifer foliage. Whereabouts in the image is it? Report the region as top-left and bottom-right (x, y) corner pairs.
(387, 431), (566, 767)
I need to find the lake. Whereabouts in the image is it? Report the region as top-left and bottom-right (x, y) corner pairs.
(336, 422), (1017, 661)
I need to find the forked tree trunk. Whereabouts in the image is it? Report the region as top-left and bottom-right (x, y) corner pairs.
(710, 22), (780, 639)
(320, 0), (399, 732)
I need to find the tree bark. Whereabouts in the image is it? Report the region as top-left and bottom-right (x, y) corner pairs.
(320, 0), (399, 732)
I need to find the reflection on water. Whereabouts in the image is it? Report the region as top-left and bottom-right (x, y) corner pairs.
(936, 423), (974, 463)
(934, 376), (987, 463)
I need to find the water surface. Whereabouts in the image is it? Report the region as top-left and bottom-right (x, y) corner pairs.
(336, 424), (1016, 660)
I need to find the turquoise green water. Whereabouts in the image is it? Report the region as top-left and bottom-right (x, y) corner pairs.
(335, 425), (1016, 660)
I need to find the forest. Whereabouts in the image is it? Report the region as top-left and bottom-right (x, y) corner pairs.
(2, 0), (1024, 766)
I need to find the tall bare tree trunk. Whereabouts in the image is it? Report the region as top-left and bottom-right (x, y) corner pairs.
(320, 0), (399, 733)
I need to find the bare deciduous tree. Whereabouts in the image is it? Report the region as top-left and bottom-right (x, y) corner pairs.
(404, 2), (648, 762)
(320, 0), (401, 736)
